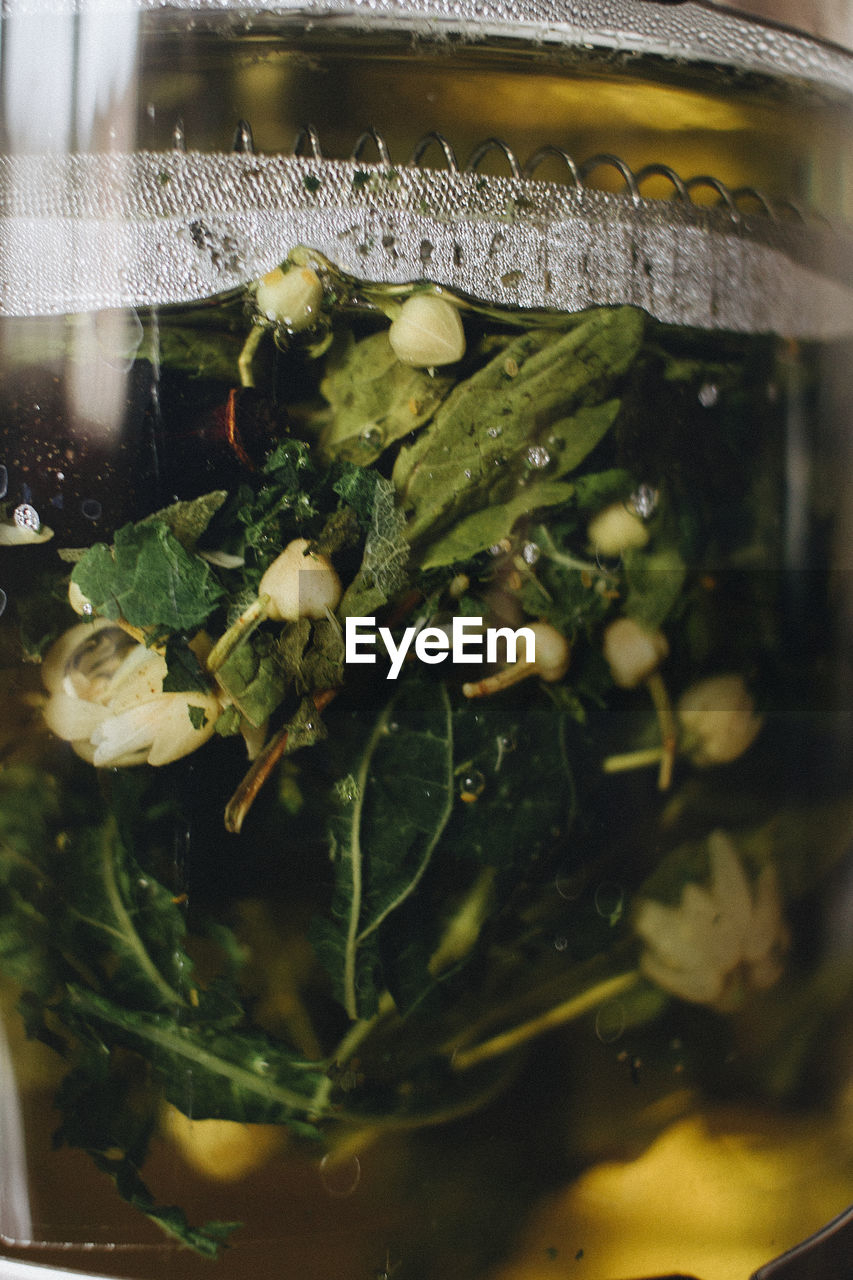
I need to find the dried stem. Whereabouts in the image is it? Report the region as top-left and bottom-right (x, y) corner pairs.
(448, 970), (640, 1072)
(646, 671), (677, 789)
(206, 594), (270, 675)
(224, 688), (337, 833)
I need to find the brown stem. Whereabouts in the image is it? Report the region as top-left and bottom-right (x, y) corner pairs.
(224, 688), (337, 833)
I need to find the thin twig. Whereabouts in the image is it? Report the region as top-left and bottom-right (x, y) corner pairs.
(224, 688), (337, 833)
(448, 970), (640, 1072)
(647, 671), (677, 790)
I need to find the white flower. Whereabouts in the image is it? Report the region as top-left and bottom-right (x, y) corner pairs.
(42, 618), (220, 767)
(635, 830), (789, 1011)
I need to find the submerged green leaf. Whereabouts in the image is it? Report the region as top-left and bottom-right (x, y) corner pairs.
(71, 521), (224, 633)
(339, 476), (410, 618)
(313, 679), (454, 1019)
(63, 985), (324, 1132)
(624, 543), (687, 630)
(145, 491), (228, 552)
(215, 631), (289, 728)
(419, 478), (576, 569)
(393, 308), (644, 547)
(318, 330), (454, 462)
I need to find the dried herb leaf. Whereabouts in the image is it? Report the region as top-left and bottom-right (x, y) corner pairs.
(319, 330), (454, 462)
(419, 478), (576, 569)
(71, 521), (224, 634)
(393, 308), (644, 547)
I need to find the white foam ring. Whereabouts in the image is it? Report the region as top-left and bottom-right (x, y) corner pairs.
(1, 150), (852, 336)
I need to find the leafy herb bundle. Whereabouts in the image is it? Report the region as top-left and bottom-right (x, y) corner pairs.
(1, 256), (846, 1256)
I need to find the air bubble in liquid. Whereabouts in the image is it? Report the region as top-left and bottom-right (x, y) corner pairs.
(13, 504), (40, 532)
(82, 499), (103, 521)
(525, 445), (551, 470)
(594, 881), (624, 923)
(555, 871), (582, 902)
(320, 1152), (362, 1198)
(458, 770), (486, 802)
(521, 542), (541, 565)
(698, 383), (719, 408)
(0, 589), (6, 618)
(595, 1000), (626, 1044)
(360, 425), (384, 451)
(628, 485), (659, 520)
(0, 465), (7, 499)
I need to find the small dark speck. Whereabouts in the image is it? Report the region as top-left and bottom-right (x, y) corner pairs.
(575, 1248), (584, 1261)
(303, 173), (322, 193)
(546, 1245), (558, 1261)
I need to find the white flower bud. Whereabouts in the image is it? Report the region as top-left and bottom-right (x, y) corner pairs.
(388, 294), (466, 368)
(587, 502), (649, 556)
(258, 537), (342, 622)
(602, 617), (669, 689)
(677, 673), (763, 765)
(255, 265), (323, 331)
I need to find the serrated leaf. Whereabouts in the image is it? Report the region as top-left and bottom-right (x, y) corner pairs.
(63, 985), (324, 1132)
(313, 679), (454, 1019)
(71, 520), (224, 633)
(339, 476), (410, 618)
(54, 1050), (240, 1257)
(374, 689), (577, 1012)
(146, 491), (227, 551)
(57, 817), (197, 1011)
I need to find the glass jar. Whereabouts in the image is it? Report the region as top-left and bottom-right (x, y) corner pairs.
(1, 4), (852, 1279)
